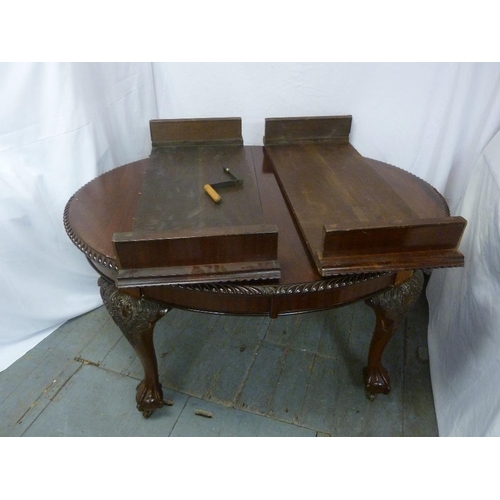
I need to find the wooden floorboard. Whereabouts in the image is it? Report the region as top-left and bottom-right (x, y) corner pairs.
(22, 365), (188, 437)
(0, 306), (111, 437)
(0, 288), (438, 437)
(269, 348), (316, 425)
(170, 396), (315, 437)
(203, 316), (270, 405)
(235, 341), (286, 415)
(402, 290), (439, 436)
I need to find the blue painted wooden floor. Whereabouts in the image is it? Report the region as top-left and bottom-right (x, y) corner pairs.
(0, 290), (437, 436)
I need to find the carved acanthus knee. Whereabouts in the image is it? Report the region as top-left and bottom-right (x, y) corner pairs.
(364, 270), (424, 399)
(98, 277), (170, 417)
(98, 277), (168, 346)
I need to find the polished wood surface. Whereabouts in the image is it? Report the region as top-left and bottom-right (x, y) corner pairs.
(65, 146), (453, 315)
(114, 119), (280, 286)
(264, 115), (352, 145)
(150, 117), (243, 147)
(264, 116), (466, 276)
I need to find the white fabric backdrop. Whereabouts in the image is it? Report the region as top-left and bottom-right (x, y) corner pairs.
(427, 129), (500, 436)
(0, 62), (157, 370)
(2, 62), (500, 435)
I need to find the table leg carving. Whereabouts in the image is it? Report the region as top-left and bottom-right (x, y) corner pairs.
(98, 277), (170, 417)
(364, 270), (424, 400)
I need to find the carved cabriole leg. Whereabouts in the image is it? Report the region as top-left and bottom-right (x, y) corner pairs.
(98, 277), (170, 418)
(364, 270), (424, 400)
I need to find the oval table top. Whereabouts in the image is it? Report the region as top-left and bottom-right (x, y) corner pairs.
(65, 147), (451, 317)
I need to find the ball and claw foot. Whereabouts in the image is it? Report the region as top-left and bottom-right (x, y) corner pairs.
(98, 278), (172, 417)
(363, 366), (391, 401)
(136, 379), (174, 418)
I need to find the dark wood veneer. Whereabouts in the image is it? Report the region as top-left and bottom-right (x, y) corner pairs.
(264, 116), (466, 277)
(113, 118), (280, 285)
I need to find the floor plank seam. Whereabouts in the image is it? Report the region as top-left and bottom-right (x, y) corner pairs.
(260, 338), (351, 362)
(47, 363), (84, 402)
(266, 346), (292, 419)
(93, 334), (125, 368)
(0, 365), (39, 407)
(231, 335), (267, 408)
(13, 398), (45, 430)
(17, 363), (84, 436)
(168, 396), (191, 437)
(228, 402), (322, 435)
(202, 317), (245, 402)
(296, 352), (318, 424)
(182, 392), (324, 435)
(77, 361), (143, 382)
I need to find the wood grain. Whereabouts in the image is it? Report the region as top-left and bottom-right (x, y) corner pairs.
(113, 119), (280, 285)
(150, 117), (243, 147)
(264, 116), (466, 276)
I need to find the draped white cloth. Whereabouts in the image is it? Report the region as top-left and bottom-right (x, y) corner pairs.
(0, 63), (158, 370)
(1, 62), (500, 435)
(427, 129), (500, 436)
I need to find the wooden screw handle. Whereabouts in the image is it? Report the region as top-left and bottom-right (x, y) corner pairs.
(204, 184), (221, 203)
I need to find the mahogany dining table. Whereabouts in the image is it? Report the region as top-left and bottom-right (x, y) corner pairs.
(64, 117), (464, 418)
